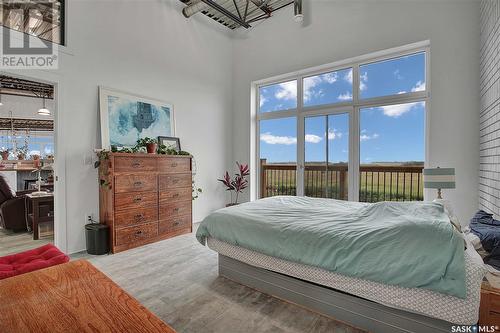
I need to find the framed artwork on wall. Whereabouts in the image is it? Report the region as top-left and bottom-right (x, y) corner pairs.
(99, 87), (175, 149)
(158, 136), (181, 152)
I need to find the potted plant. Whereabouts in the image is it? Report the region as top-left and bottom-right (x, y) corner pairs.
(136, 137), (158, 154)
(0, 148), (9, 161)
(17, 145), (28, 160)
(218, 162), (250, 206)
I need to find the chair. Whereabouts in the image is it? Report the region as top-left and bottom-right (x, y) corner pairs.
(0, 175), (29, 232)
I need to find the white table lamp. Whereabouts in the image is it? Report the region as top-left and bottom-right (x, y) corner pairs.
(423, 167), (455, 199)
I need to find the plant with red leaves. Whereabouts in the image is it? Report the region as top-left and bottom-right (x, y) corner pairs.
(218, 162), (250, 205)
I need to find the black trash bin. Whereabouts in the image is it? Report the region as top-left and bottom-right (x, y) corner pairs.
(85, 223), (110, 255)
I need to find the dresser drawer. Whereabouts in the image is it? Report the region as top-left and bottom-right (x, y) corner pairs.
(114, 156), (157, 172)
(159, 201), (192, 220)
(115, 192), (158, 211)
(114, 206), (158, 228)
(115, 174), (157, 193)
(158, 157), (191, 173)
(160, 188), (191, 203)
(159, 174), (191, 189)
(115, 222), (158, 246)
(159, 215), (191, 234)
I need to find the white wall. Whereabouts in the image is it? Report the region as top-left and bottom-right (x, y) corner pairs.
(7, 0), (234, 253)
(3, 0), (482, 252)
(231, 0), (481, 225)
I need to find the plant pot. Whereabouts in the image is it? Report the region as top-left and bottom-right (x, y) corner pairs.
(146, 143), (157, 154)
(17, 153), (25, 160)
(1, 151), (8, 161)
(226, 203), (238, 207)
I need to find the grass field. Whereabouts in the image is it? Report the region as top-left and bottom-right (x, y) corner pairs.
(261, 163), (424, 202)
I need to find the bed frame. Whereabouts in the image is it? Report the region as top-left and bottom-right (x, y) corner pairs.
(218, 254), (454, 333)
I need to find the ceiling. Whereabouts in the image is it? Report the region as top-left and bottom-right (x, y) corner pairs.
(180, 0), (295, 30)
(0, 75), (54, 99)
(0, 0), (64, 44)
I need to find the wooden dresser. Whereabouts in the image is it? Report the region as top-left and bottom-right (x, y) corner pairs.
(99, 153), (192, 253)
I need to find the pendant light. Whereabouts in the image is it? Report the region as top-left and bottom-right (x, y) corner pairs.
(38, 96), (50, 116)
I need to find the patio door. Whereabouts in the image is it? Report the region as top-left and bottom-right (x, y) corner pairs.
(299, 112), (351, 200)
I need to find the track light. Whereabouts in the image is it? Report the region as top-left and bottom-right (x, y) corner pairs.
(294, 0), (303, 23)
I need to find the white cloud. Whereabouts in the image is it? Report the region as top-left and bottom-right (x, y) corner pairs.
(275, 81), (297, 100)
(260, 133), (324, 145)
(411, 80), (425, 92)
(260, 133), (296, 145)
(303, 72), (337, 102)
(394, 69), (403, 80)
(328, 129), (343, 140)
(260, 96), (267, 107)
(360, 72), (368, 91)
(323, 72), (338, 84)
(380, 102), (424, 117)
(397, 91), (407, 94)
(305, 134), (323, 143)
(360, 133), (379, 141)
(344, 69), (353, 84)
(338, 92), (352, 101)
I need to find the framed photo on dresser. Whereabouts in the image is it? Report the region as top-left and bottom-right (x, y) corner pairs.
(158, 136), (181, 152)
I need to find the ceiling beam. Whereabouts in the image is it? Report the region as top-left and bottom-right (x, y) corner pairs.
(250, 0), (272, 15)
(201, 0), (251, 28)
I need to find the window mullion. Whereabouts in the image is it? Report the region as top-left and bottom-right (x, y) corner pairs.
(349, 65), (360, 201)
(297, 76), (305, 196)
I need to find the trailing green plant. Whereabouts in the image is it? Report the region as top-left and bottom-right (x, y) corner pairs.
(192, 180), (202, 201)
(94, 149), (112, 189)
(157, 143), (191, 156)
(136, 137), (157, 147)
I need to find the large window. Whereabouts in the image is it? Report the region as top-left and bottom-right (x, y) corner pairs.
(0, 1), (65, 45)
(256, 42), (428, 203)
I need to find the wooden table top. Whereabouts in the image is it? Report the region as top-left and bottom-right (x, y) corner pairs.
(0, 260), (176, 333)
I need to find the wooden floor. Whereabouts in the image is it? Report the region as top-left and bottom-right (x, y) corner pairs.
(73, 224), (365, 333)
(0, 228), (53, 257)
(0, 224), (364, 332)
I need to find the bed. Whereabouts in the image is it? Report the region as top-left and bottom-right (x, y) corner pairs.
(196, 196), (485, 333)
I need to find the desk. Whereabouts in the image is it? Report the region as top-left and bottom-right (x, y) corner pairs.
(0, 260), (176, 333)
(26, 192), (54, 240)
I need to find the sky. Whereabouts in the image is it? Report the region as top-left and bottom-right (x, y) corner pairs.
(259, 52), (426, 164)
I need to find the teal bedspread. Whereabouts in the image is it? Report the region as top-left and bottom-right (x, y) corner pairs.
(196, 196), (466, 298)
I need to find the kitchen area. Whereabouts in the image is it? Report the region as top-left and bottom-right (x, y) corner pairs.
(0, 75), (56, 255)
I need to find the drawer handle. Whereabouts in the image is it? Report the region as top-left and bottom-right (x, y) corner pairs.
(133, 181), (143, 187)
(172, 193), (180, 198)
(173, 208), (179, 213)
(134, 214), (143, 221)
(132, 161), (141, 168)
(135, 230), (143, 236)
(173, 221), (180, 226)
(133, 197), (142, 203)
(172, 179), (179, 184)
(171, 162), (178, 167)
